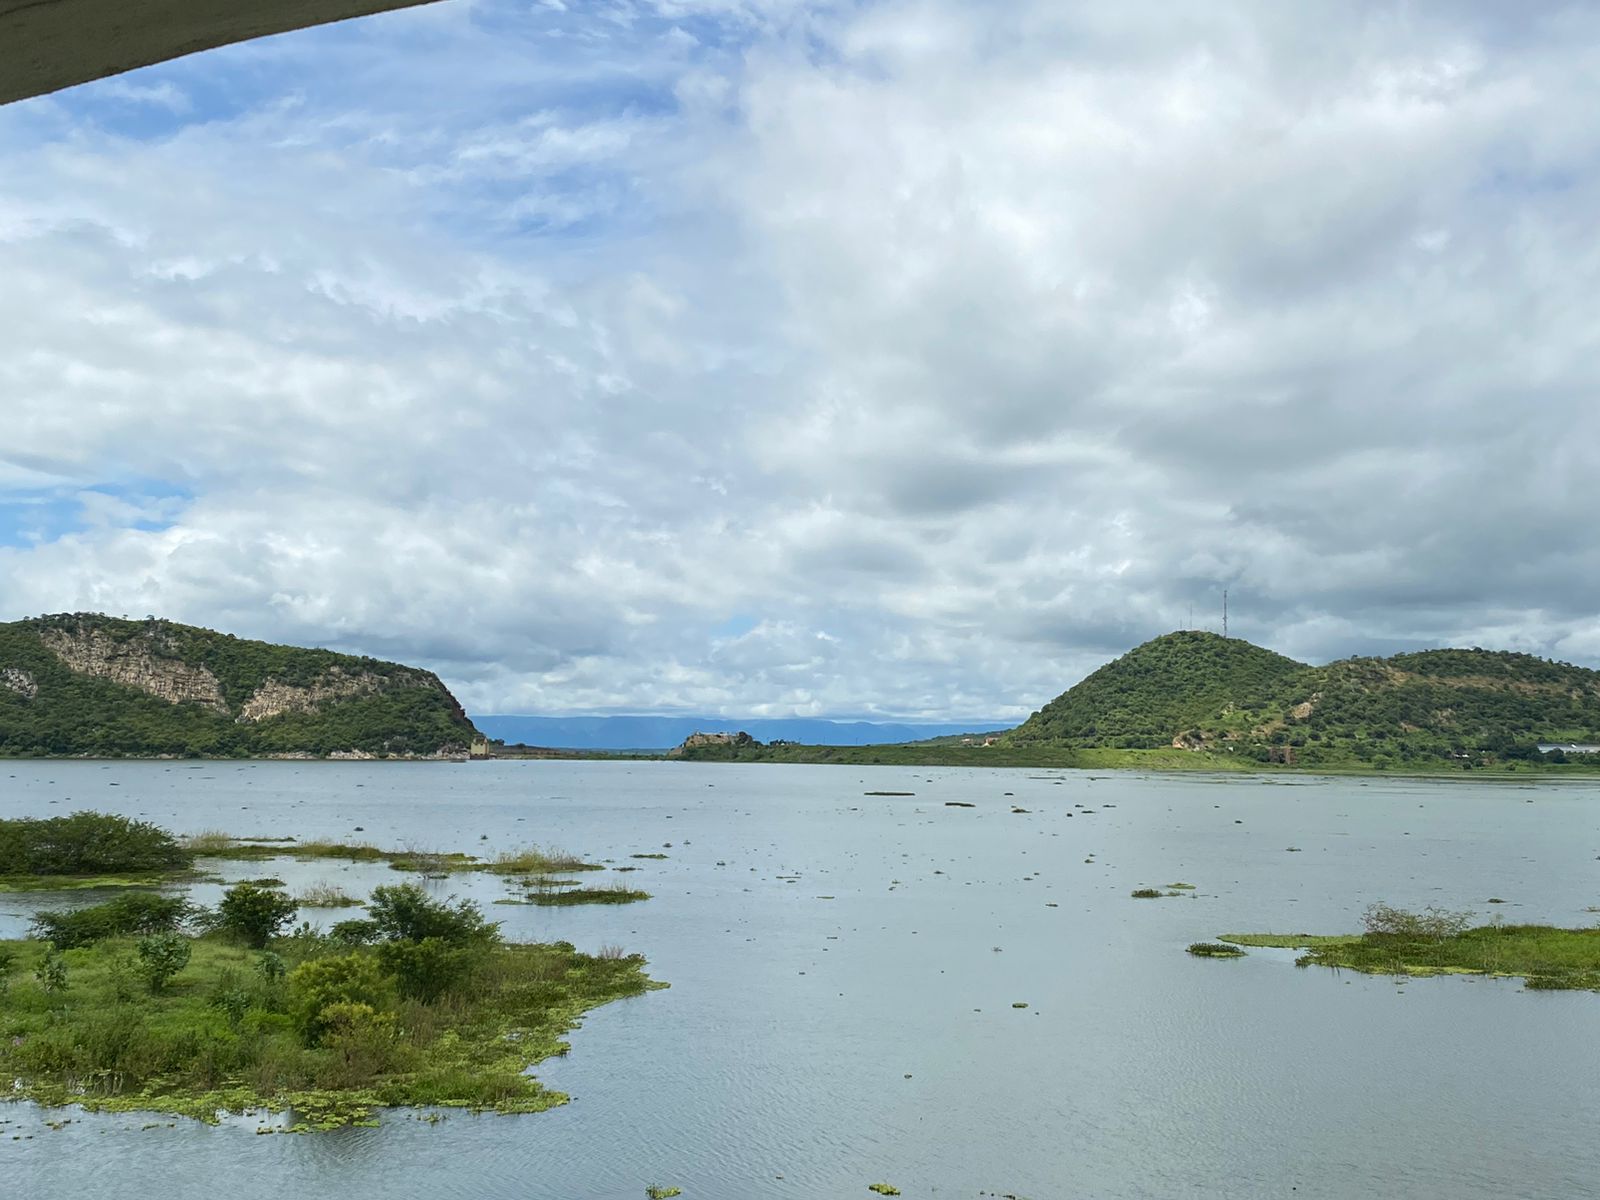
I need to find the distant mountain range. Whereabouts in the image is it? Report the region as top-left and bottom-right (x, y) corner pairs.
(473, 714), (1008, 750)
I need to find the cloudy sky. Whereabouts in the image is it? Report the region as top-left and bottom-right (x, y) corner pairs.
(3, 0), (1599, 722)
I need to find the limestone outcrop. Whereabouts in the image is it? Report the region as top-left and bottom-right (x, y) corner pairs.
(667, 730), (759, 757)
(1, 667), (37, 700)
(237, 670), (408, 723)
(40, 627), (228, 712)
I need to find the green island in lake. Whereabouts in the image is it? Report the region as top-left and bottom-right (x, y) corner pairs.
(1198, 902), (1600, 991)
(0, 813), (663, 1128)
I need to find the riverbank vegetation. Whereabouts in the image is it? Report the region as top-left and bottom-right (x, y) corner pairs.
(0, 880), (661, 1126)
(188, 833), (601, 879)
(0, 812), (201, 890)
(1220, 904), (1600, 989)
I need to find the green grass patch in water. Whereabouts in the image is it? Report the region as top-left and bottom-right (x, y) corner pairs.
(1187, 942), (1246, 958)
(1224, 905), (1600, 990)
(524, 887), (651, 907)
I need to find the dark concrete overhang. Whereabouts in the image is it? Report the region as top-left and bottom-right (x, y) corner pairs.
(0, 0), (448, 107)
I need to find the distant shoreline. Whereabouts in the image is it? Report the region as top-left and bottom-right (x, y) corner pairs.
(7, 745), (1600, 781)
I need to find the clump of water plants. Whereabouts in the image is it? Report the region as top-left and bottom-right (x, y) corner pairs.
(646, 1187), (683, 1199)
(1225, 903), (1600, 990)
(868, 1185), (901, 1196)
(296, 883), (362, 908)
(1130, 888), (1164, 899)
(525, 886), (650, 907)
(1187, 942), (1245, 958)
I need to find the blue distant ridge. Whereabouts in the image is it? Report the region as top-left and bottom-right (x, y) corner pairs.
(472, 715), (1010, 751)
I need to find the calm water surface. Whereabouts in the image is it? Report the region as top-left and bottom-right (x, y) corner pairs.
(3, 761), (1598, 1199)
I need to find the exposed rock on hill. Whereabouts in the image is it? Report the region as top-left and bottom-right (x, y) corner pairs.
(0, 613), (479, 759)
(667, 730), (759, 757)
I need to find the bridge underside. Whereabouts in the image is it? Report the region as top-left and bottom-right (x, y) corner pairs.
(0, 0), (447, 107)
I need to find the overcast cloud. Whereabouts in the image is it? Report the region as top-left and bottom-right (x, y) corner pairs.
(3, 0), (1600, 720)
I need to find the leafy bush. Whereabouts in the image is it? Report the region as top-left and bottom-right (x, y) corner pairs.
(1361, 903), (1473, 942)
(136, 933), (192, 992)
(287, 953), (392, 1045)
(35, 948), (67, 993)
(218, 883), (299, 949)
(328, 918), (381, 946)
(366, 884), (498, 947)
(315, 1002), (403, 1087)
(377, 936), (481, 1003)
(31, 892), (192, 949)
(0, 811), (192, 876)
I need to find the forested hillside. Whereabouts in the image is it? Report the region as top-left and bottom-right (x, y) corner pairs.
(1009, 632), (1600, 766)
(0, 614), (478, 758)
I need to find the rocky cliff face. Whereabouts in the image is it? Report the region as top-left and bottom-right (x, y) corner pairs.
(3, 613), (480, 758)
(237, 669), (396, 722)
(40, 627), (229, 713)
(0, 667), (36, 700)
(667, 730), (758, 757)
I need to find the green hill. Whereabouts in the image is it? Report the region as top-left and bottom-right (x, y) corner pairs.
(1010, 631), (1305, 746)
(1010, 632), (1600, 767)
(0, 613), (479, 758)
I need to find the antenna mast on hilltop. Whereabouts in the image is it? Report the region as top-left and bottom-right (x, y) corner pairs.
(1222, 589), (1229, 639)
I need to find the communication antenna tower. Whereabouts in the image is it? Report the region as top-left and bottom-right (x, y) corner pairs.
(1222, 589), (1229, 639)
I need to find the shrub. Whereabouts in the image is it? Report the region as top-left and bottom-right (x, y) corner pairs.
(315, 1002), (401, 1087)
(329, 918), (381, 946)
(136, 933), (192, 992)
(366, 884), (498, 947)
(377, 936), (481, 1003)
(30, 892), (192, 949)
(35, 948), (67, 993)
(0, 811), (192, 876)
(218, 883), (299, 948)
(1360, 903), (1473, 942)
(288, 953), (391, 1044)
(296, 883), (361, 908)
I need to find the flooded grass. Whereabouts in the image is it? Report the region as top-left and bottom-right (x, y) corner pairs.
(523, 887), (651, 907)
(1224, 908), (1600, 989)
(1187, 942), (1246, 958)
(295, 883), (362, 908)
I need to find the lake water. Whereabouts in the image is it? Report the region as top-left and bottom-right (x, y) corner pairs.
(3, 761), (1599, 1199)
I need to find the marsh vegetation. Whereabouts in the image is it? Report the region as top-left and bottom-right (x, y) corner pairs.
(1222, 904), (1600, 989)
(0, 817), (662, 1126)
